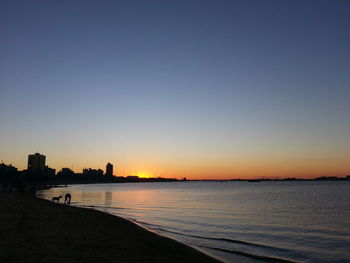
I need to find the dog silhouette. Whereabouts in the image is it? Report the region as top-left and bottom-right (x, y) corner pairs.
(52, 195), (62, 203)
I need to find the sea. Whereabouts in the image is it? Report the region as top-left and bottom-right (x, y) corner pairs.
(37, 181), (350, 263)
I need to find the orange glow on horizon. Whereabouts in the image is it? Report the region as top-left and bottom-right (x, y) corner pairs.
(4, 153), (349, 181)
(136, 172), (151, 178)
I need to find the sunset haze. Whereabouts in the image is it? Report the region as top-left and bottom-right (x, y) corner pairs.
(1, 0), (349, 179)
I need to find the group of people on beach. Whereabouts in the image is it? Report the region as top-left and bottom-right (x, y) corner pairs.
(52, 193), (71, 204)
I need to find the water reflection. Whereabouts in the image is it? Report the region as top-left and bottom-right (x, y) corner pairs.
(104, 191), (112, 206)
(38, 181), (350, 263)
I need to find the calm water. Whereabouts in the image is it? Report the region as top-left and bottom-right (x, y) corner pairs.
(37, 181), (350, 263)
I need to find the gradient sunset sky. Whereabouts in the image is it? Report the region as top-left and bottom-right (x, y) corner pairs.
(1, 0), (349, 179)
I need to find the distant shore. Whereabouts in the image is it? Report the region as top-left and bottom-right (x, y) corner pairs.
(0, 192), (220, 263)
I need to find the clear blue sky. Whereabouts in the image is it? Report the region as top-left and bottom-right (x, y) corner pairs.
(1, 0), (349, 178)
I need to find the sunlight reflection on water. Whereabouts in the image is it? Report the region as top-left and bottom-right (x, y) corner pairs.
(38, 181), (350, 263)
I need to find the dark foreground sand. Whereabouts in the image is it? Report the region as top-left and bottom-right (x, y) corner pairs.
(0, 193), (220, 263)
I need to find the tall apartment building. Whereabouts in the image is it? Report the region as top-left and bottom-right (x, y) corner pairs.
(27, 153), (46, 171)
(106, 163), (113, 176)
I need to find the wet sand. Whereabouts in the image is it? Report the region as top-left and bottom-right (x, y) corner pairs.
(0, 193), (220, 263)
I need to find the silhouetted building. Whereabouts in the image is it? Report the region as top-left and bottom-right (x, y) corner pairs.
(106, 163), (113, 176)
(27, 153), (46, 171)
(45, 166), (56, 176)
(83, 168), (103, 176)
(57, 168), (75, 176)
(127, 175), (139, 179)
(0, 163), (18, 176)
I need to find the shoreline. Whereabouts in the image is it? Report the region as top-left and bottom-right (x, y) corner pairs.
(38, 193), (222, 262)
(0, 192), (221, 263)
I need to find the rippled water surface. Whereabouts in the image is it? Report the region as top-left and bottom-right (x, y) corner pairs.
(38, 181), (350, 263)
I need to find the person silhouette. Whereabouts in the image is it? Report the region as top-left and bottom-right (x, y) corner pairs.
(64, 193), (71, 204)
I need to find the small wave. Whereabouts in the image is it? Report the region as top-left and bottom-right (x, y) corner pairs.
(198, 245), (298, 263)
(79, 204), (126, 210)
(80, 206), (298, 261)
(150, 227), (291, 253)
(135, 220), (162, 228)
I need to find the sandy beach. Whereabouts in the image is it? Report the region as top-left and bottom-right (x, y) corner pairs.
(0, 192), (220, 263)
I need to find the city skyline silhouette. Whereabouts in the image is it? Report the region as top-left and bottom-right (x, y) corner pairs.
(1, 1), (349, 179)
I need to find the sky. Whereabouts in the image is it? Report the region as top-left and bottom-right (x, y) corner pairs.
(1, 0), (349, 179)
